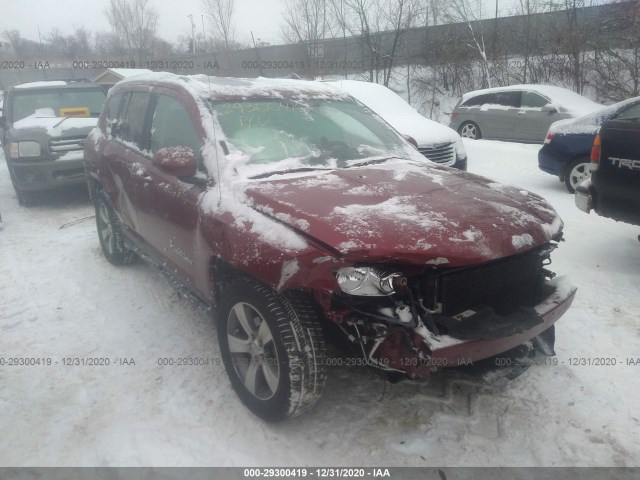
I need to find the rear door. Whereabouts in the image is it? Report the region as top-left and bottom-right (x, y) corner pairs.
(595, 104), (640, 224)
(515, 91), (560, 142)
(473, 91), (520, 140)
(104, 89), (153, 241)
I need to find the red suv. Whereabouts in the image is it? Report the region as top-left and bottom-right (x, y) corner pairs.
(84, 73), (577, 421)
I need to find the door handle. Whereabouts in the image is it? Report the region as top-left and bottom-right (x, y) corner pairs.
(517, 111), (527, 115)
(135, 168), (153, 182)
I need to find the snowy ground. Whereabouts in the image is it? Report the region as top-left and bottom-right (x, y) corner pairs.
(1, 140), (639, 467)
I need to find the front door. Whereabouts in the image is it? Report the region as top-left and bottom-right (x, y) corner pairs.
(138, 90), (207, 289)
(515, 91), (560, 142)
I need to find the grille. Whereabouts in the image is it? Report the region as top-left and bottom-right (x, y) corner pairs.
(418, 142), (455, 165)
(436, 247), (546, 316)
(49, 136), (85, 155)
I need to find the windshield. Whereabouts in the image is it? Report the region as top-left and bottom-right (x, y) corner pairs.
(11, 88), (106, 122)
(212, 98), (411, 173)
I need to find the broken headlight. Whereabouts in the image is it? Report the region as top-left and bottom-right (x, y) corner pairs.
(335, 267), (402, 296)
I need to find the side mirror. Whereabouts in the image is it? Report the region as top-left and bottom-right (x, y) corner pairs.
(402, 134), (419, 149)
(542, 104), (558, 113)
(152, 146), (197, 177)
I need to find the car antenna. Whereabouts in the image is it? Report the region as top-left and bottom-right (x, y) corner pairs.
(207, 74), (223, 205)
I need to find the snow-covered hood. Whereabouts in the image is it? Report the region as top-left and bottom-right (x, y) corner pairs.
(243, 161), (562, 266)
(384, 114), (459, 147)
(11, 115), (99, 138)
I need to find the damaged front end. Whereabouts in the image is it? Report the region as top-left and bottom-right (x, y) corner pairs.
(318, 242), (577, 381)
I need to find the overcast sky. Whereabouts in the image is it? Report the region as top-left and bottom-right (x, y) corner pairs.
(1, 0), (285, 46)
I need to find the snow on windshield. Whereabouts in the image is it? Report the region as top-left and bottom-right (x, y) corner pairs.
(211, 98), (413, 173)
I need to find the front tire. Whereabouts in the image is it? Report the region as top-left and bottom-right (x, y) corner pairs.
(94, 188), (136, 265)
(564, 157), (591, 194)
(459, 121), (481, 140)
(218, 279), (327, 421)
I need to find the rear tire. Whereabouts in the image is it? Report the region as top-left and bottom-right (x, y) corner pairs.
(459, 121), (481, 140)
(564, 157), (591, 194)
(94, 187), (136, 265)
(218, 279), (327, 421)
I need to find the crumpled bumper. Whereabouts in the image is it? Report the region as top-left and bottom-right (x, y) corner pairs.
(426, 276), (577, 364)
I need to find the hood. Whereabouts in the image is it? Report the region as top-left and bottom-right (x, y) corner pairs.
(243, 161), (562, 267)
(384, 114), (460, 147)
(11, 115), (99, 138)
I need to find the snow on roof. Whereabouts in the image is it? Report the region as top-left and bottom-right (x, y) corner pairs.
(551, 95), (640, 134)
(462, 84), (603, 116)
(117, 72), (349, 101)
(109, 68), (153, 78)
(14, 81), (68, 89)
(325, 80), (460, 146)
(326, 80), (418, 117)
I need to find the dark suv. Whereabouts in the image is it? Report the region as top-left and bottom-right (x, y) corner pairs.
(1, 80), (106, 204)
(84, 73), (576, 421)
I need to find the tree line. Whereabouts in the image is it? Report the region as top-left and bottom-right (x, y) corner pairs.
(0, 0), (637, 103)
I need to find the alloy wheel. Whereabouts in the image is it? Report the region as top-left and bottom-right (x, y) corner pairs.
(227, 302), (280, 400)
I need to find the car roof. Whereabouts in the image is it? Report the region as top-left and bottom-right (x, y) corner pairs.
(460, 84), (602, 115)
(113, 72), (349, 102)
(9, 80), (104, 92)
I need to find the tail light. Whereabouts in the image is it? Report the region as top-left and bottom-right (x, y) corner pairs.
(451, 111), (458, 121)
(544, 131), (554, 144)
(590, 132), (601, 170)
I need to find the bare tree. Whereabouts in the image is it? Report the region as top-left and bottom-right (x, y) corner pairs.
(329, 0), (419, 86)
(281, 0), (334, 44)
(552, 0), (594, 93)
(442, 0), (492, 88)
(592, 1), (640, 101)
(105, 0), (158, 63)
(202, 0), (235, 51)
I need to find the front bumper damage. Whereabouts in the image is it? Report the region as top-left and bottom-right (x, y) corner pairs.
(426, 276), (576, 365)
(371, 277), (577, 378)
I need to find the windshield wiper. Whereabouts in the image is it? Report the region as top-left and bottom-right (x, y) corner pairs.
(53, 116), (72, 128)
(250, 166), (333, 180)
(347, 156), (399, 168)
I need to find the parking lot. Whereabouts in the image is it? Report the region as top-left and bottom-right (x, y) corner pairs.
(1, 139), (639, 466)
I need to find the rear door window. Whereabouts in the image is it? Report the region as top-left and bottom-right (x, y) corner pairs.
(521, 91), (549, 108)
(494, 91), (521, 108)
(105, 92), (124, 134)
(116, 91), (152, 151)
(462, 93), (493, 107)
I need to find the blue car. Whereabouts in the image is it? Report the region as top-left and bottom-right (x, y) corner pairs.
(538, 96), (640, 193)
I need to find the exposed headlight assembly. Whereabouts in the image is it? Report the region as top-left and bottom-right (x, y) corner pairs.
(9, 141), (42, 158)
(336, 267), (403, 296)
